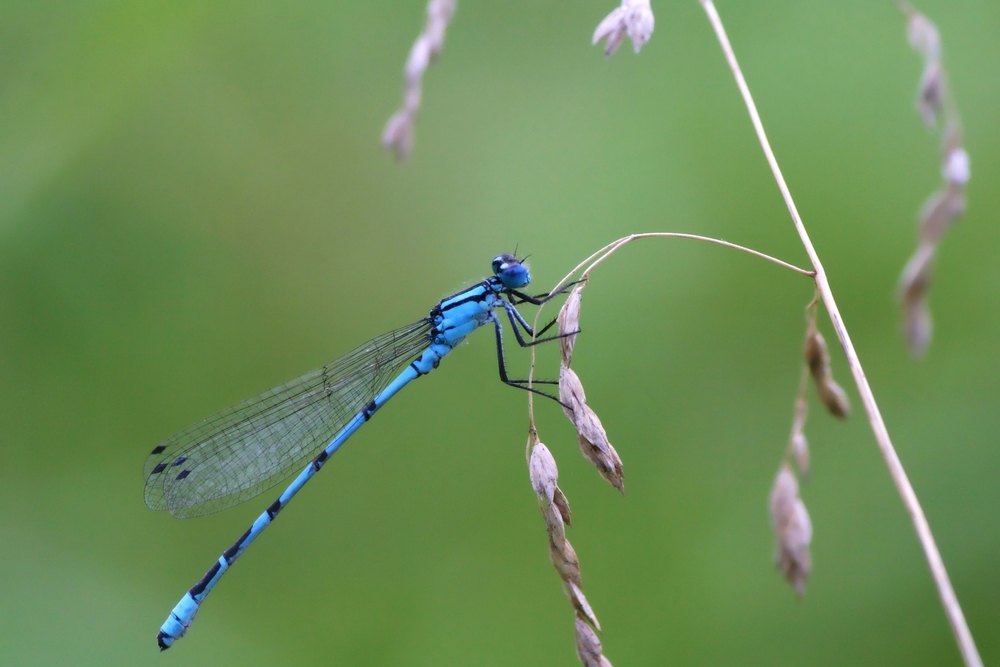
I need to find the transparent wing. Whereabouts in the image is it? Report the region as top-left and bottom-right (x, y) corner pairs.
(144, 319), (432, 518)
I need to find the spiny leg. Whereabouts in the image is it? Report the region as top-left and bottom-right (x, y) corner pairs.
(508, 279), (583, 306)
(501, 300), (579, 349)
(491, 315), (566, 406)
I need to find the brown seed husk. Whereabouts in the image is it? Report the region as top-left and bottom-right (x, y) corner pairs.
(897, 243), (936, 359)
(558, 283), (586, 366)
(816, 379), (850, 420)
(529, 441), (571, 542)
(804, 328), (850, 419)
(567, 582), (601, 632)
(917, 59), (943, 127)
(553, 486), (573, 527)
(549, 536), (581, 588)
(575, 616), (613, 667)
(559, 366), (624, 491)
(576, 408), (624, 493)
(529, 441), (560, 501)
(769, 465), (813, 597)
(559, 365), (588, 424)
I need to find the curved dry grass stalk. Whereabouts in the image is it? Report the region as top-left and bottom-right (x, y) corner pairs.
(697, 2), (982, 665)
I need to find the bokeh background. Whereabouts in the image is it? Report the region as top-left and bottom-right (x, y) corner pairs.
(1, 1), (997, 665)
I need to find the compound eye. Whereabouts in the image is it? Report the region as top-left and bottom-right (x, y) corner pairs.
(492, 257), (504, 276)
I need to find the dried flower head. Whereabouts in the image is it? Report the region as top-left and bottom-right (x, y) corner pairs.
(383, 0), (457, 161)
(917, 60), (943, 127)
(560, 367), (624, 491)
(897, 243), (936, 358)
(769, 465), (813, 597)
(558, 283), (586, 366)
(905, 9), (941, 61)
(592, 0), (655, 57)
(549, 535), (582, 588)
(575, 616), (614, 667)
(530, 440), (573, 546)
(803, 328), (850, 419)
(568, 582), (602, 632)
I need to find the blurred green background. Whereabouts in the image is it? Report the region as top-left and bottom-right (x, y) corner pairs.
(1, 0), (997, 665)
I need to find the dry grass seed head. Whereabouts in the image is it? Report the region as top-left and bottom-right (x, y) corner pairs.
(558, 283), (586, 366)
(549, 536), (582, 588)
(769, 465), (813, 597)
(559, 366), (624, 491)
(905, 9), (941, 60)
(917, 59), (943, 127)
(592, 0), (654, 57)
(530, 441), (572, 543)
(568, 581), (602, 632)
(575, 616), (613, 667)
(803, 327), (850, 419)
(897, 243), (936, 358)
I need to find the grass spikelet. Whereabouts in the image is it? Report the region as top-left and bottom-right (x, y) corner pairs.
(804, 326), (850, 419)
(575, 616), (614, 667)
(556, 289), (625, 492)
(568, 582), (602, 632)
(897, 243), (936, 358)
(382, 0), (456, 161)
(894, 2), (969, 358)
(528, 427), (612, 665)
(557, 284), (585, 366)
(790, 393), (810, 478)
(592, 0), (654, 57)
(549, 536), (582, 588)
(769, 464), (813, 597)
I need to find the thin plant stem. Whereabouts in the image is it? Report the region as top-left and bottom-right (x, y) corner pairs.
(527, 231), (813, 424)
(698, 2), (982, 665)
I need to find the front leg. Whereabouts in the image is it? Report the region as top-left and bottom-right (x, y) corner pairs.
(491, 314), (565, 405)
(501, 300), (578, 348)
(508, 279), (583, 306)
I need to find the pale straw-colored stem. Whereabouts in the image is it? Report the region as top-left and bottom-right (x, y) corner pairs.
(527, 232), (813, 423)
(698, 2), (982, 665)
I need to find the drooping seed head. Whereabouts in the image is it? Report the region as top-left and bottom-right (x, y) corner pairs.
(549, 536), (582, 588)
(769, 465), (813, 597)
(558, 283), (585, 365)
(575, 616), (613, 667)
(917, 60), (943, 127)
(804, 328), (850, 419)
(897, 243), (936, 358)
(792, 431), (810, 478)
(592, 0), (654, 57)
(568, 582), (602, 632)
(906, 10), (941, 61)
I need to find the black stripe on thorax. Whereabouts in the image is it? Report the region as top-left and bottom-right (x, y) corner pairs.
(437, 279), (499, 313)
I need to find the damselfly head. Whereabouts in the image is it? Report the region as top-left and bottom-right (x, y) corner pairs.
(492, 253), (531, 289)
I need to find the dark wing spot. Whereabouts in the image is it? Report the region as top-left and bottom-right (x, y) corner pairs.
(151, 463), (167, 474)
(175, 470), (191, 480)
(151, 445), (166, 455)
(171, 457), (187, 466)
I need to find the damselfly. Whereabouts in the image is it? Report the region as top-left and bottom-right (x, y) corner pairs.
(145, 254), (571, 650)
